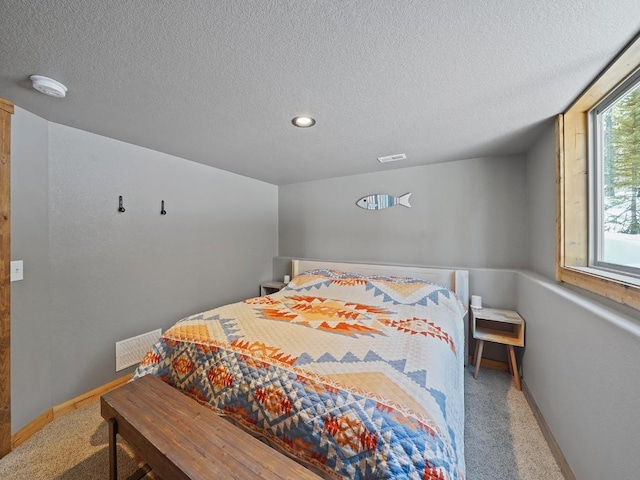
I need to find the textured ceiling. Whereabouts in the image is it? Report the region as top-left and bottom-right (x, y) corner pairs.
(1, 1), (639, 185)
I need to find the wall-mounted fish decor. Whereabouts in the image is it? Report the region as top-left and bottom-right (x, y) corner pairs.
(356, 193), (412, 210)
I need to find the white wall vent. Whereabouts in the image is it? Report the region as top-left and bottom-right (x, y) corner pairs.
(115, 329), (162, 372)
(377, 153), (407, 163)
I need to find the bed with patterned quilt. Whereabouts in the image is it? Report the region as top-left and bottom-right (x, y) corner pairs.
(134, 267), (467, 479)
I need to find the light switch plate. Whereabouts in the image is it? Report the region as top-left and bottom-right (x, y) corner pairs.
(10, 260), (23, 281)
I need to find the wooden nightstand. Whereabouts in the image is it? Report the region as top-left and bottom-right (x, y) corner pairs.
(471, 307), (525, 391)
(260, 281), (287, 296)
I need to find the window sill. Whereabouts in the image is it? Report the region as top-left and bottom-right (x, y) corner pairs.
(581, 266), (640, 288)
(558, 266), (640, 310)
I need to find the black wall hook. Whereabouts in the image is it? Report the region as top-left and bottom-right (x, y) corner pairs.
(160, 200), (167, 215)
(118, 195), (125, 213)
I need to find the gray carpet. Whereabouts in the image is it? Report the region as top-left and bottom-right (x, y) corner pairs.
(0, 368), (565, 479)
(464, 368), (564, 480)
(0, 402), (149, 480)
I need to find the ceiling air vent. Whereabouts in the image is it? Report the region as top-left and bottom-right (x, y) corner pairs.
(377, 153), (407, 163)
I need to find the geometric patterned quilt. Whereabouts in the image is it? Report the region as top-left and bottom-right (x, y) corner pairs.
(134, 269), (466, 479)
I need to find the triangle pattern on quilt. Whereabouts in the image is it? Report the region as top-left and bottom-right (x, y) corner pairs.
(340, 351), (361, 363)
(406, 369), (427, 389)
(316, 352), (339, 363)
(294, 352), (314, 366)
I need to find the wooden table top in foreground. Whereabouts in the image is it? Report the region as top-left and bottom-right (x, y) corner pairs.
(101, 374), (321, 480)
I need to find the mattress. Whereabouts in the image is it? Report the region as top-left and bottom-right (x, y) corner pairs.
(134, 269), (466, 479)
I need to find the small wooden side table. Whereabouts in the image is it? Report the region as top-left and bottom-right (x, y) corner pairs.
(471, 307), (525, 391)
(260, 280), (287, 296)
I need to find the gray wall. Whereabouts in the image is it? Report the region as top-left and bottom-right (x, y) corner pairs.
(10, 110), (278, 431)
(523, 124), (640, 479)
(526, 122), (556, 279)
(10, 107), (52, 431)
(278, 155), (528, 362)
(517, 272), (640, 480)
(279, 155), (529, 269)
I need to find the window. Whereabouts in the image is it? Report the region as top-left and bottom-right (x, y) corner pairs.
(557, 33), (640, 311)
(591, 71), (640, 279)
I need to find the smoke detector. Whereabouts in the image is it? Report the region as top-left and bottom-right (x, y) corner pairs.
(30, 75), (68, 98)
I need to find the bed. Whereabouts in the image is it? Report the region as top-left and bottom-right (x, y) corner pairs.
(134, 260), (469, 479)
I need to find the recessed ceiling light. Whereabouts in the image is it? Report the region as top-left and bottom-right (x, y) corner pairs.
(291, 116), (316, 128)
(30, 75), (68, 98)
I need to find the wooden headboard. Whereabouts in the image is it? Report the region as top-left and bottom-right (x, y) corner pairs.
(291, 259), (470, 364)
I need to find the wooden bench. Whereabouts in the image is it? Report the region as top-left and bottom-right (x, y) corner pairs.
(101, 374), (321, 480)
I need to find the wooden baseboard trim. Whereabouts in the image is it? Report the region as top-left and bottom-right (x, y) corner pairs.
(11, 373), (132, 449)
(53, 374), (132, 418)
(10, 409), (53, 449)
(522, 380), (577, 480)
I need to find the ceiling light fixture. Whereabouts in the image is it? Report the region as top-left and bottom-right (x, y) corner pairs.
(291, 116), (316, 128)
(30, 75), (68, 98)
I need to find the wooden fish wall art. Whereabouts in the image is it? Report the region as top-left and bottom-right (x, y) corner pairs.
(356, 193), (412, 210)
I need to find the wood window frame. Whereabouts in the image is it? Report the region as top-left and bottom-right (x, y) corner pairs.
(557, 34), (640, 311)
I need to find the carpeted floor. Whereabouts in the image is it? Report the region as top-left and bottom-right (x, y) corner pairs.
(464, 368), (564, 480)
(0, 368), (565, 479)
(0, 400), (150, 480)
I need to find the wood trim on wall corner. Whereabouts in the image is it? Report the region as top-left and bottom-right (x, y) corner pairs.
(0, 98), (14, 115)
(0, 97), (14, 459)
(522, 380), (577, 480)
(11, 374), (132, 449)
